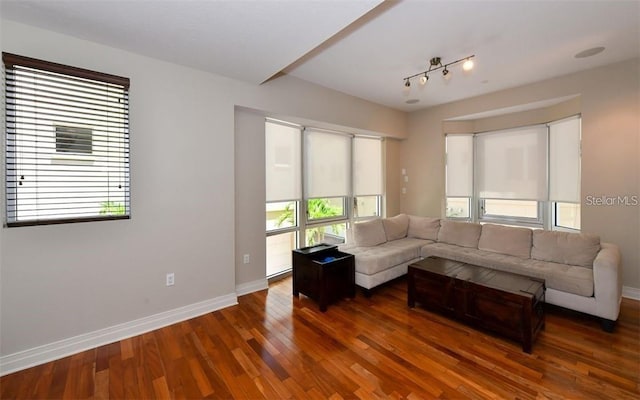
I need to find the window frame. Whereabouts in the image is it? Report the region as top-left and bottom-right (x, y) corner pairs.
(478, 199), (543, 228)
(445, 196), (472, 221)
(305, 196), (348, 225)
(266, 200), (300, 235)
(3, 52), (130, 227)
(551, 201), (581, 232)
(352, 194), (382, 221)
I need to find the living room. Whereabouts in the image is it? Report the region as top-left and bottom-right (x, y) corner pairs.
(1, 0), (639, 398)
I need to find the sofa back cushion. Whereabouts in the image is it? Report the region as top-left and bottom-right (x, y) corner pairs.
(478, 224), (532, 259)
(382, 214), (410, 241)
(437, 220), (482, 248)
(531, 230), (601, 268)
(407, 215), (440, 240)
(353, 218), (387, 247)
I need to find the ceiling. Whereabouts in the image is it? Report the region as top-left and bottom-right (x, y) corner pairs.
(2, 0), (639, 112)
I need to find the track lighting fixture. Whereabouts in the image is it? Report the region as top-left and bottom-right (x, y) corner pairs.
(403, 55), (475, 89)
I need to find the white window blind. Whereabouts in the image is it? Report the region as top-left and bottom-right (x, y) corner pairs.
(549, 117), (581, 203)
(476, 125), (547, 200)
(304, 129), (350, 198)
(4, 52), (130, 226)
(265, 121), (301, 202)
(445, 134), (473, 197)
(353, 136), (383, 196)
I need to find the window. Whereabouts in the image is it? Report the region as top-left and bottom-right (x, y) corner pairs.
(549, 117), (581, 231)
(265, 120), (386, 277)
(55, 126), (92, 154)
(353, 195), (380, 218)
(480, 199), (541, 226)
(476, 125), (547, 226)
(306, 197), (346, 222)
(266, 231), (297, 277)
(553, 202), (581, 230)
(445, 117), (581, 230)
(265, 120), (302, 277)
(4, 53), (130, 226)
(304, 129), (350, 225)
(353, 136), (383, 219)
(266, 201), (297, 231)
(445, 135), (472, 219)
(305, 222), (347, 247)
(446, 197), (470, 219)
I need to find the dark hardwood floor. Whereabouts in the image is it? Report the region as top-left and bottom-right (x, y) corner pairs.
(2, 276), (639, 399)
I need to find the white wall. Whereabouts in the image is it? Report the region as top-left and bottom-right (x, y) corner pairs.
(402, 59), (640, 290)
(0, 20), (407, 368)
(1, 21), (239, 359)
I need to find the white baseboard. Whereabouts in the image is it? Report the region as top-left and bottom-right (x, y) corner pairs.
(236, 278), (269, 296)
(622, 286), (640, 300)
(0, 293), (238, 377)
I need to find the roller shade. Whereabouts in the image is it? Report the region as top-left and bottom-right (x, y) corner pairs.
(304, 129), (350, 198)
(476, 125), (547, 200)
(445, 134), (473, 197)
(265, 121), (301, 202)
(549, 117), (581, 203)
(353, 136), (383, 196)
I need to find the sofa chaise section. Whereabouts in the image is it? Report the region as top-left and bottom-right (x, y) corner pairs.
(339, 215), (437, 294)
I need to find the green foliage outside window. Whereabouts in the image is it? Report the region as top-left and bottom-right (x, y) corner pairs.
(277, 198), (344, 245)
(100, 201), (126, 216)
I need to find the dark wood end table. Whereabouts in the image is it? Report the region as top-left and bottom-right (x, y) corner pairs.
(292, 244), (355, 312)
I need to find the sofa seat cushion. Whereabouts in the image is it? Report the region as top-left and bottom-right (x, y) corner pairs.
(479, 224), (532, 259)
(344, 238), (431, 275)
(382, 214), (409, 241)
(532, 230), (600, 268)
(421, 243), (593, 297)
(407, 215), (440, 240)
(437, 220), (482, 248)
(352, 218), (387, 247)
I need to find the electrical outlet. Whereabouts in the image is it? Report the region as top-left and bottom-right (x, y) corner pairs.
(166, 273), (175, 286)
(243, 254), (250, 264)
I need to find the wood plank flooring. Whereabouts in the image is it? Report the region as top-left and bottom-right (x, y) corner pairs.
(2, 276), (639, 399)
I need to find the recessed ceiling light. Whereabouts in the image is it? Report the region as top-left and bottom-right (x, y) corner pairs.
(574, 46), (605, 59)
(406, 99), (420, 104)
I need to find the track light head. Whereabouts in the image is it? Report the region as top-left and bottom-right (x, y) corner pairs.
(442, 67), (450, 79)
(419, 74), (428, 85)
(404, 79), (411, 87)
(462, 58), (474, 71)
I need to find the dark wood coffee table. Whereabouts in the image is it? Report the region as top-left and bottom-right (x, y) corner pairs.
(408, 256), (545, 353)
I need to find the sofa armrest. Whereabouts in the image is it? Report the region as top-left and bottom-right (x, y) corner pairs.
(593, 242), (622, 321)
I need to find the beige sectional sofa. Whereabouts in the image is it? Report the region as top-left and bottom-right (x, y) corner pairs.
(339, 214), (622, 331)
